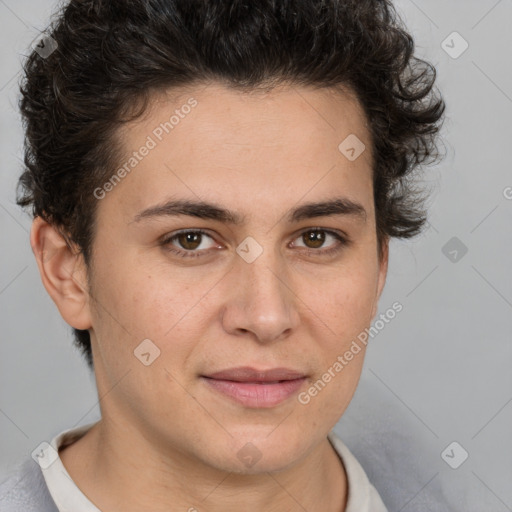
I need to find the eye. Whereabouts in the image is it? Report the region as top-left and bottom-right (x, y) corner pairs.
(160, 229), (220, 258)
(160, 227), (350, 259)
(291, 228), (349, 256)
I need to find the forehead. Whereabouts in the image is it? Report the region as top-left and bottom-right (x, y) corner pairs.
(102, 81), (374, 223)
(147, 81), (370, 147)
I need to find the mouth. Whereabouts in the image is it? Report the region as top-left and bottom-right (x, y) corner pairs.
(200, 367), (308, 408)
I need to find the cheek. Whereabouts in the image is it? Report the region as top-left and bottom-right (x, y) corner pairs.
(306, 263), (378, 409)
(92, 258), (194, 340)
(304, 263), (378, 341)
(299, 276), (373, 421)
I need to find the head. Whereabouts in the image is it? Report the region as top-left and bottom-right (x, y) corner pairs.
(19, 0), (444, 473)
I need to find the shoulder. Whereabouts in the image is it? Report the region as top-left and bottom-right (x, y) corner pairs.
(0, 458), (59, 512)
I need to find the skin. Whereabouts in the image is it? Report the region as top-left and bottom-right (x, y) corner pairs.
(30, 81), (388, 512)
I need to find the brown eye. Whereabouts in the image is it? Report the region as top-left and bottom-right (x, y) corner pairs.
(292, 228), (349, 256)
(176, 232), (202, 250)
(303, 230), (326, 249)
(160, 229), (219, 258)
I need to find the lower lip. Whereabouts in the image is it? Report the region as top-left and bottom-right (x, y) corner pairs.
(201, 377), (307, 408)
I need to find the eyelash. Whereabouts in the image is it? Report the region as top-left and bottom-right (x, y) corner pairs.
(159, 228), (350, 259)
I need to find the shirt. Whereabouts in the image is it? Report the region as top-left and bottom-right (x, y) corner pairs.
(0, 421), (388, 512)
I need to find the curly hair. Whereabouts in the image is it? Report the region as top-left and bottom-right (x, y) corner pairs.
(17, 0), (445, 371)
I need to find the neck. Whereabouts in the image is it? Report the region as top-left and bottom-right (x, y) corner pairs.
(59, 418), (348, 512)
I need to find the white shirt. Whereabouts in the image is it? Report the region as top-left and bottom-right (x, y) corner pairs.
(39, 421), (388, 512)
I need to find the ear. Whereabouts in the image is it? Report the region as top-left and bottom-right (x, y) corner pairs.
(370, 237), (389, 320)
(30, 216), (93, 331)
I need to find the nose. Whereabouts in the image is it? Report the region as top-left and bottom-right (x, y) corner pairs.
(221, 250), (300, 344)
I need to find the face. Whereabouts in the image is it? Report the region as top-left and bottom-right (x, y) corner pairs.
(40, 82), (388, 474)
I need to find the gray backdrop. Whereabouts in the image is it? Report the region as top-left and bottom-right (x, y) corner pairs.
(1, 1), (511, 511)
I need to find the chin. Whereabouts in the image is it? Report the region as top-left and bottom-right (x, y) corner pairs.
(205, 428), (309, 475)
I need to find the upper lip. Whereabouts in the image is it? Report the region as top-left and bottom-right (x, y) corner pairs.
(202, 366), (307, 382)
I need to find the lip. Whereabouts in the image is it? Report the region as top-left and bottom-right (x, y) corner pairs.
(203, 366), (307, 382)
(200, 367), (308, 408)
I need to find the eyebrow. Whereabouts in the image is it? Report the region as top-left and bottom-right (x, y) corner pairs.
(132, 197), (367, 225)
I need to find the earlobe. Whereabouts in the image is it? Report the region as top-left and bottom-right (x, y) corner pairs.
(30, 216), (93, 331)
